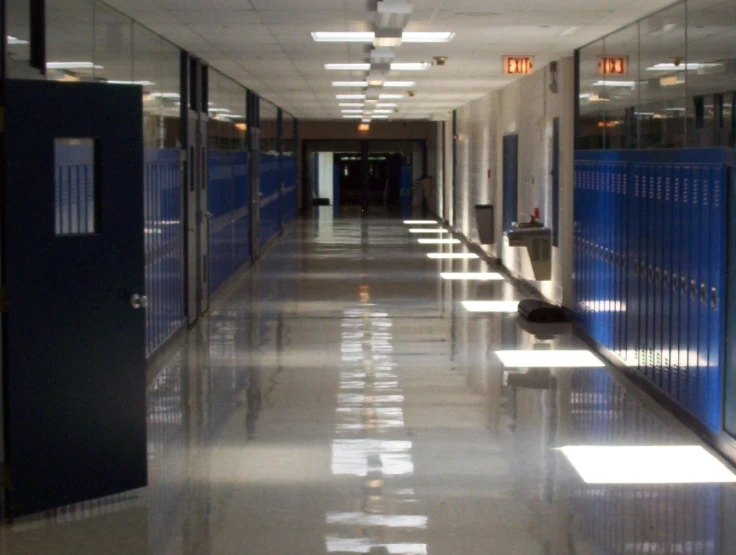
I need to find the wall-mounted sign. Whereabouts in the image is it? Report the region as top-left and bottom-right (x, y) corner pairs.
(503, 56), (535, 75)
(597, 56), (629, 75)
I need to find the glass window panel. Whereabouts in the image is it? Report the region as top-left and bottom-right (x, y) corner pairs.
(260, 100), (279, 154)
(93, 3), (132, 84)
(6, 0), (33, 77)
(133, 23), (163, 148)
(639, 2), (687, 148)
(161, 40), (181, 148)
(55, 138), (97, 235)
(46, 0), (95, 82)
(578, 39), (606, 150)
(686, 0), (736, 147)
(602, 24), (640, 149)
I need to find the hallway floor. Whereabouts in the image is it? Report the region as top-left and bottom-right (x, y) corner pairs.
(4, 209), (736, 554)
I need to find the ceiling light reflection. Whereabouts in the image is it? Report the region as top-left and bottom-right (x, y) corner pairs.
(495, 350), (604, 368)
(417, 238), (460, 244)
(403, 220), (437, 224)
(427, 253), (478, 259)
(409, 228), (448, 233)
(559, 445), (736, 484)
(462, 301), (519, 312)
(441, 272), (504, 281)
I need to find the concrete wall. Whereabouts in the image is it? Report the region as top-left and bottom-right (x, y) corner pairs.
(440, 58), (575, 307)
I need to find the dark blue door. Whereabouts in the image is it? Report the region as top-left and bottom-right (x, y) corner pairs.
(503, 134), (519, 231)
(3, 80), (147, 516)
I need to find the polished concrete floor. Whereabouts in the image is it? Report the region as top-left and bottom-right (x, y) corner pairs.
(4, 208), (736, 554)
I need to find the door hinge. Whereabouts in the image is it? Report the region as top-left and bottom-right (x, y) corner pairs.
(0, 286), (8, 313)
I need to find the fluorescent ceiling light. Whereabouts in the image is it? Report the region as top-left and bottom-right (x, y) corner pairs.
(391, 63), (432, 71)
(313, 31), (455, 44)
(403, 220), (436, 224)
(402, 32), (455, 43)
(592, 80), (636, 87)
(417, 238), (461, 244)
(379, 94), (403, 99)
(377, 103), (398, 107)
(339, 103), (364, 107)
(462, 301), (519, 313)
(441, 273), (504, 281)
(373, 109), (393, 114)
(151, 92), (180, 99)
(342, 109), (364, 113)
(337, 95), (366, 99)
(219, 114), (244, 118)
(384, 81), (416, 87)
(46, 61), (103, 69)
(312, 32), (374, 42)
(559, 445), (736, 484)
(427, 253), (478, 259)
(333, 81), (369, 87)
(494, 350), (604, 368)
(207, 108), (231, 113)
(646, 62), (720, 71)
(409, 229), (448, 233)
(107, 80), (156, 86)
(325, 63), (371, 70)
(7, 35), (29, 45)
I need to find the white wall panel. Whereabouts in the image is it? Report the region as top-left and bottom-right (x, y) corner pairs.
(452, 58), (575, 307)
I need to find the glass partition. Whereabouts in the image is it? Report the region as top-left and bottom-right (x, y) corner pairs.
(576, 0), (736, 150)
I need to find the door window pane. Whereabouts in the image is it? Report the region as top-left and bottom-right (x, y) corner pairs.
(55, 138), (97, 235)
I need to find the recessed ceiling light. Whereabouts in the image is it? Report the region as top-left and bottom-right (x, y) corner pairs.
(336, 94), (366, 99)
(646, 62), (721, 71)
(409, 228), (448, 233)
(592, 80), (636, 87)
(312, 31), (455, 44)
(379, 94), (403, 99)
(333, 81), (369, 87)
(207, 108), (231, 113)
(391, 62), (432, 71)
(427, 253), (479, 259)
(339, 103), (364, 107)
(371, 115), (390, 119)
(46, 61), (103, 69)
(312, 32), (374, 42)
(151, 92), (180, 99)
(440, 273), (504, 281)
(342, 109), (364, 113)
(417, 238), (461, 244)
(377, 103), (398, 107)
(494, 350), (604, 368)
(402, 32), (455, 43)
(462, 301), (519, 312)
(373, 109), (393, 114)
(403, 220), (436, 224)
(325, 63), (371, 70)
(107, 80), (156, 86)
(384, 81), (416, 87)
(559, 445), (736, 484)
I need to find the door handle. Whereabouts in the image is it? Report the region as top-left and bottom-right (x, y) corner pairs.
(130, 294), (149, 310)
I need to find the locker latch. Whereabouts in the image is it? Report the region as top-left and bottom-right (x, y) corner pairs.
(690, 280), (697, 300)
(712, 287), (718, 310)
(700, 283), (707, 305)
(672, 273), (678, 292)
(681, 276), (687, 296)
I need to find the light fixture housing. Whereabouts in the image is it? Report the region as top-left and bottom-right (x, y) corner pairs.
(427, 253), (479, 259)
(384, 81), (416, 87)
(312, 31), (455, 44)
(311, 32), (374, 42)
(374, 29), (403, 48)
(402, 32), (455, 43)
(339, 103), (365, 107)
(325, 63), (371, 70)
(336, 94), (366, 100)
(462, 301), (519, 312)
(46, 61), (103, 69)
(333, 81), (369, 87)
(391, 62), (432, 71)
(379, 94), (403, 99)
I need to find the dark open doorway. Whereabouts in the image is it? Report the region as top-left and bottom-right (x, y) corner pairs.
(335, 152), (406, 206)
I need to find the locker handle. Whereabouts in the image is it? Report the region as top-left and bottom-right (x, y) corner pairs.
(701, 283), (707, 305)
(690, 280), (697, 300)
(681, 276), (687, 296)
(672, 273), (678, 292)
(712, 287), (718, 310)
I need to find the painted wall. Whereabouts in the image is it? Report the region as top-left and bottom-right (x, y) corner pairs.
(441, 58), (575, 307)
(318, 152), (335, 204)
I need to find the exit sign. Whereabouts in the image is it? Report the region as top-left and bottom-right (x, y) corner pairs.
(598, 56), (629, 75)
(503, 56), (535, 75)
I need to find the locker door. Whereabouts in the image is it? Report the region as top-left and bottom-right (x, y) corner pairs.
(642, 164), (654, 380)
(708, 163), (725, 432)
(680, 164), (693, 409)
(671, 164), (683, 403)
(688, 164), (701, 416)
(697, 163), (711, 424)
(661, 164), (673, 393)
(653, 163), (664, 387)
(626, 159), (640, 366)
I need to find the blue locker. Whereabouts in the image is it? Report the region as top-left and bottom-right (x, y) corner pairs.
(697, 163), (712, 427)
(670, 164), (682, 403)
(625, 159), (639, 366)
(687, 163), (700, 416)
(641, 163), (653, 380)
(652, 163), (664, 387)
(708, 162), (725, 432)
(663, 164), (674, 393)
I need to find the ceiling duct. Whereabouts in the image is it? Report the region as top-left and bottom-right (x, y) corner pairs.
(370, 48), (396, 65)
(374, 29), (403, 48)
(376, 0), (412, 29)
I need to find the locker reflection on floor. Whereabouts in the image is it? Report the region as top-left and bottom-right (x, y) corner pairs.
(4, 208), (736, 555)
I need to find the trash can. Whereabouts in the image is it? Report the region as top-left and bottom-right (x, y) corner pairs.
(474, 204), (494, 244)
